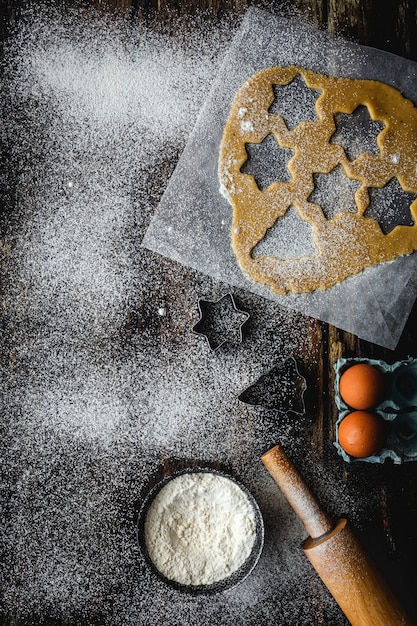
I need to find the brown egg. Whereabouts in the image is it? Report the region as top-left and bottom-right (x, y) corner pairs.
(338, 411), (387, 458)
(339, 363), (385, 409)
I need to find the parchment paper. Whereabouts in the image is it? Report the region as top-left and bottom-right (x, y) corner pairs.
(142, 7), (417, 350)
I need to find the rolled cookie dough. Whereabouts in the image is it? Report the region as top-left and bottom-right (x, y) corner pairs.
(218, 66), (417, 294)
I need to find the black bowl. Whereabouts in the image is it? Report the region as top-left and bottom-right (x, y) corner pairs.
(136, 467), (264, 595)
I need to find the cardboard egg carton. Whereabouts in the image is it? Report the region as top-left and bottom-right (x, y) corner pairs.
(334, 357), (417, 464)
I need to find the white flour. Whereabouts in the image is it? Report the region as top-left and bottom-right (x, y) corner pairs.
(0, 5), (391, 626)
(144, 472), (257, 585)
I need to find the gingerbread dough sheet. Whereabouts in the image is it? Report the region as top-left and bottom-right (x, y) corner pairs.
(142, 8), (417, 349)
(219, 66), (417, 294)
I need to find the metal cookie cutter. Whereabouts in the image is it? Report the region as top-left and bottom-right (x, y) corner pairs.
(192, 293), (250, 351)
(239, 356), (307, 415)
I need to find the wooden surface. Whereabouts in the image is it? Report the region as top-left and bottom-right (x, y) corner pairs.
(2, 1), (417, 625)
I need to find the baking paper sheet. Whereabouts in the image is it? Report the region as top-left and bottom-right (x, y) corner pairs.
(142, 7), (417, 350)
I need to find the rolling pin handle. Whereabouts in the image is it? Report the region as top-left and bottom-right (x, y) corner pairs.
(261, 444), (333, 538)
(261, 444), (416, 626)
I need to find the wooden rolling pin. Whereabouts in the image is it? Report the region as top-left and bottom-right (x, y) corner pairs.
(261, 444), (415, 626)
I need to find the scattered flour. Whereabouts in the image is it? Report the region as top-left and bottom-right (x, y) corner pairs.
(241, 119), (255, 133)
(0, 4), (406, 626)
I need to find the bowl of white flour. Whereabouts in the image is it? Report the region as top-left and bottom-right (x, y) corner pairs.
(137, 467), (264, 594)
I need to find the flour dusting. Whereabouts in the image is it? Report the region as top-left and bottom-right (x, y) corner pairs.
(0, 4), (398, 626)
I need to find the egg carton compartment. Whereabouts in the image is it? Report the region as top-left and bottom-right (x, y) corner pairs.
(334, 357), (417, 463)
(335, 409), (397, 464)
(334, 409), (417, 464)
(334, 357), (417, 413)
(388, 411), (417, 462)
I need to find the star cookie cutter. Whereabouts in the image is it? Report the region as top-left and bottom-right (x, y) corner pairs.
(238, 356), (307, 415)
(192, 293), (250, 351)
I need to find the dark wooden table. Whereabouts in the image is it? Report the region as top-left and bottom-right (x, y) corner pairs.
(1, 1), (417, 625)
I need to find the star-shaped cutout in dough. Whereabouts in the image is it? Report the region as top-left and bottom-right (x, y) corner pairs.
(330, 105), (385, 161)
(308, 165), (361, 219)
(192, 293), (250, 351)
(268, 74), (322, 130)
(240, 133), (294, 191)
(365, 177), (416, 234)
(238, 357), (307, 414)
